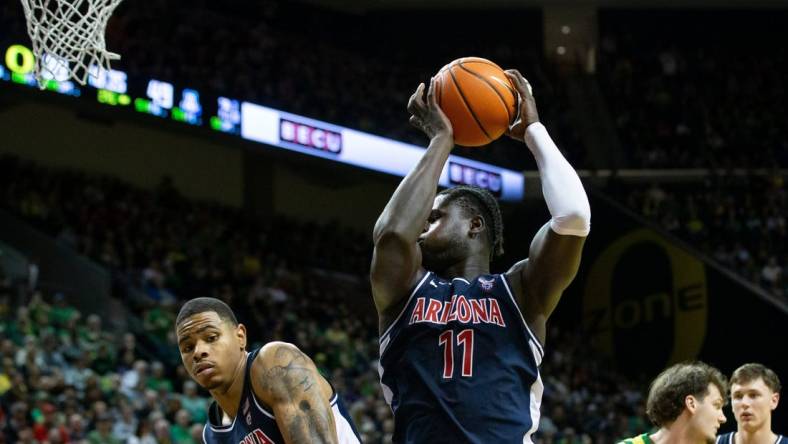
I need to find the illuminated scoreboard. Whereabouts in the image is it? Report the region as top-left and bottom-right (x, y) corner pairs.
(2, 44), (240, 132)
(0, 44), (523, 201)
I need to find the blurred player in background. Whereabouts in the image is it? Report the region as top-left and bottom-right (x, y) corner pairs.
(619, 362), (728, 444)
(174, 297), (360, 444)
(371, 70), (590, 442)
(717, 363), (786, 444)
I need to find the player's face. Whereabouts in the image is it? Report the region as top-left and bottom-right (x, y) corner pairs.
(419, 196), (471, 271)
(731, 378), (779, 432)
(176, 311), (246, 391)
(689, 384), (727, 443)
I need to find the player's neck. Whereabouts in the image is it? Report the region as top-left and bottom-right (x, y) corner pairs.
(210, 352), (248, 419)
(438, 256), (490, 281)
(736, 425), (776, 444)
(652, 421), (705, 444)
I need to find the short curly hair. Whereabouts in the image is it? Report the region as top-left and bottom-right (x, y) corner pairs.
(437, 185), (504, 259)
(646, 361), (728, 427)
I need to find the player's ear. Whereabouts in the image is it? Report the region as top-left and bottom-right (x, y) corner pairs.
(771, 391), (779, 410)
(469, 215), (485, 237)
(685, 395), (697, 413)
(235, 323), (247, 350)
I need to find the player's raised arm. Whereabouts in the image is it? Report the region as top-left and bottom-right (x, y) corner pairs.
(370, 78), (454, 323)
(251, 342), (338, 444)
(503, 69), (591, 344)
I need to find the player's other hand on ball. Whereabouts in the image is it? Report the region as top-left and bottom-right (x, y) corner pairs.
(408, 77), (453, 141)
(504, 69), (540, 142)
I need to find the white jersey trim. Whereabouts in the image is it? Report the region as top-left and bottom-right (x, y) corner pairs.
(250, 391), (277, 419)
(332, 402), (362, 444)
(522, 370), (544, 444)
(206, 403), (238, 433)
(379, 271), (432, 348)
(500, 273), (545, 359)
(717, 433), (786, 444)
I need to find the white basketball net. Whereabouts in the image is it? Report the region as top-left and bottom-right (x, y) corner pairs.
(20, 0), (123, 87)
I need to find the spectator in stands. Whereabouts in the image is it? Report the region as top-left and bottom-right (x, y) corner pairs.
(87, 413), (121, 444)
(171, 409), (194, 444)
(179, 381), (207, 424)
(127, 419), (156, 444)
(615, 174), (788, 301)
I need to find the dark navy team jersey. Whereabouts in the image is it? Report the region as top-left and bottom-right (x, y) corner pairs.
(203, 348), (361, 444)
(717, 432), (787, 444)
(379, 271), (545, 444)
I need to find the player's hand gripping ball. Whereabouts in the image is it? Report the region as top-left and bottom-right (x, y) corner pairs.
(434, 57), (518, 147)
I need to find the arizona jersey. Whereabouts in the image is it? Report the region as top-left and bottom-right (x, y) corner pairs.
(203, 348), (361, 444)
(717, 432), (787, 444)
(379, 271), (545, 444)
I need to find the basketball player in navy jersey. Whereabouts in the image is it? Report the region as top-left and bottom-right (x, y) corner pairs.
(371, 70), (590, 443)
(174, 297), (361, 444)
(717, 363), (786, 444)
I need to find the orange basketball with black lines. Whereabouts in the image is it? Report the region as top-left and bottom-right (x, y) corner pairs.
(435, 57), (518, 147)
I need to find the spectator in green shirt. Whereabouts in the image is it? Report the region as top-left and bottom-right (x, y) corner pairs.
(146, 361), (174, 393)
(87, 414), (121, 444)
(49, 293), (77, 327)
(144, 306), (175, 342)
(171, 409), (196, 444)
(179, 380), (208, 424)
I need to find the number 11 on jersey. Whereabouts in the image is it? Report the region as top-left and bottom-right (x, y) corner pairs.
(438, 329), (474, 379)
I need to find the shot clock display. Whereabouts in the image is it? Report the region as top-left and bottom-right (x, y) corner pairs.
(0, 43), (524, 201)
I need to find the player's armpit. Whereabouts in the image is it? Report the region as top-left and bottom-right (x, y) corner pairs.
(525, 222), (586, 312)
(506, 222), (586, 340)
(251, 342), (338, 444)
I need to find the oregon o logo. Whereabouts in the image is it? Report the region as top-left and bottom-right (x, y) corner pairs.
(5, 44), (35, 75)
(583, 229), (707, 376)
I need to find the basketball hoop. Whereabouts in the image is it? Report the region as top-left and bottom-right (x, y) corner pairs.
(19, 0), (123, 88)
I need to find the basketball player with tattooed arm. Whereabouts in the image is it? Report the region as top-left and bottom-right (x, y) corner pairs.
(175, 297), (361, 444)
(371, 70), (591, 443)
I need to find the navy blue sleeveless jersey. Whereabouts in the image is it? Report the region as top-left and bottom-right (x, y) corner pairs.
(203, 348), (361, 444)
(717, 432), (787, 444)
(379, 271), (545, 444)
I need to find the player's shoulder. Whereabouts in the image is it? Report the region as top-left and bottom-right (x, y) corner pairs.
(503, 259), (528, 295)
(504, 259), (528, 284)
(254, 341), (308, 369)
(616, 434), (652, 444)
(251, 342), (316, 401)
(505, 258), (529, 274)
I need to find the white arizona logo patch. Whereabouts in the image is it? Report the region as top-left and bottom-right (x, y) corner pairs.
(479, 277), (495, 292)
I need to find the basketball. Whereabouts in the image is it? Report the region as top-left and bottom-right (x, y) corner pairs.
(435, 57), (518, 147)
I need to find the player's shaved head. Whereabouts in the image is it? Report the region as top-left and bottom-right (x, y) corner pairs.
(176, 297), (238, 329)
